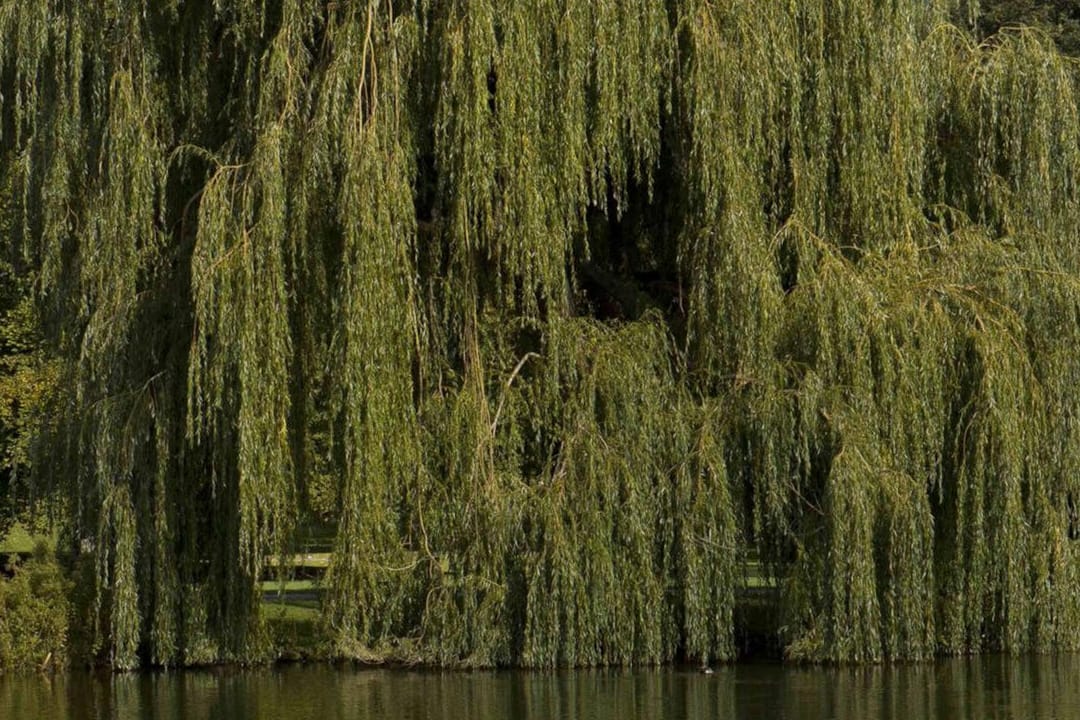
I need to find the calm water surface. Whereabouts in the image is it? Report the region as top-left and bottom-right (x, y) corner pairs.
(3, 656), (1080, 719)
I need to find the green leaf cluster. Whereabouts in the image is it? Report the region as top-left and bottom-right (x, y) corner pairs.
(0, 545), (71, 672)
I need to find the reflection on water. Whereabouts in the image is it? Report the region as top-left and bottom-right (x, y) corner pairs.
(3, 655), (1080, 720)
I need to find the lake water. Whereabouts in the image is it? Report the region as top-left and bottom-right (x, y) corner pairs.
(3, 656), (1079, 719)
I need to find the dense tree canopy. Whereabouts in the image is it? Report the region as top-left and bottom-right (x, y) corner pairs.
(0, 178), (56, 528)
(3, 0), (1080, 669)
(978, 0), (1080, 54)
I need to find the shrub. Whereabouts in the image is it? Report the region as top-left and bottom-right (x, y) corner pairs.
(0, 543), (71, 672)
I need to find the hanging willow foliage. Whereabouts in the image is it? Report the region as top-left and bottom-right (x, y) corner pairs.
(3, 0), (1080, 668)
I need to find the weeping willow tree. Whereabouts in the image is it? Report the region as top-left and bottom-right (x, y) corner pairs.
(3, 0), (1080, 669)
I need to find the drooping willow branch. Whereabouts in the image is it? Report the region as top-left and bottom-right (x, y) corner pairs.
(2, 0), (1080, 668)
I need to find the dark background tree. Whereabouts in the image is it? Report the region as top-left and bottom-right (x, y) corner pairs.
(978, 0), (1080, 53)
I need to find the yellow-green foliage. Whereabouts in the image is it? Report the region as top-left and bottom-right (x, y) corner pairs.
(0, 545), (70, 673)
(0, 296), (57, 478)
(3, 0), (1080, 668)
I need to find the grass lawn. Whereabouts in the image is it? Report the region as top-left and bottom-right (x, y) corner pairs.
(262, 601), (320, 622)
(262, 597), (323, 659)
(260, 579), (319, 593)
(0, 522), (53, 555)
(743, 561), (774, 589)
(261, 580), (321, 623)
